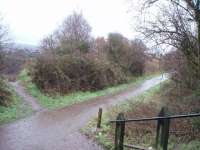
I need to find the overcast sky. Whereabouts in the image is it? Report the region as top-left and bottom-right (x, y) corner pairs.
(0, 0), (141, 46)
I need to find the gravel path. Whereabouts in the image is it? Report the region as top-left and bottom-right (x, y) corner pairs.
(0, 75), (168, 150)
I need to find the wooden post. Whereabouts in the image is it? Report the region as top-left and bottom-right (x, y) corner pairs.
(162, 118), (170, 150)
(115, 113), (125, 150)
(97, 108), (102, 128)
(155, 107), (165, 149)
(155, 107), (170, 150)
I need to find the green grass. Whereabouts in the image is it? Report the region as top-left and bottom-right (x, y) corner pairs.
(0, 87), (32, 125)
(18, 69), (161, 110)
(179, 141), (200, 150)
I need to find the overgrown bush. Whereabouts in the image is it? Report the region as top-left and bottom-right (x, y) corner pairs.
(162, 50), (199, 89)
(0, 78), (12, 106)
(107, 34), (146, 76)
(31, 53), (126, 94)
(31, 12), (148, 94)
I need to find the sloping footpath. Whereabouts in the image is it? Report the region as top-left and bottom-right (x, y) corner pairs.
(0, 75), (168, 150)
(10, 81), (42, 112)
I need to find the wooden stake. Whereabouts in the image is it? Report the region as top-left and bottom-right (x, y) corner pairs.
(97, 108), (102, 128)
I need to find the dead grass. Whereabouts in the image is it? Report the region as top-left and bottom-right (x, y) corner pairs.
(84, 81), (200, 149)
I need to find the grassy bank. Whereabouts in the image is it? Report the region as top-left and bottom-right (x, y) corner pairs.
(18, 69), (161, 110)
(0, 86), (32, 125)
(83, 81), (200, 150)
(83, 83), (163, 150)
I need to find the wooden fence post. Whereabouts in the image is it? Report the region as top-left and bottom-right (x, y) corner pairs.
(115, 113), (125, 150)
(97, 108), (102, 128)
(155, 107), (165, 149)
(162, 118), (170, 150)
(155, 107), (170, 150)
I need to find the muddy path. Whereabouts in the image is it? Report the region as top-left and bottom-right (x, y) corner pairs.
(9, 81), (42, 112)
(0, 75), (168, 150)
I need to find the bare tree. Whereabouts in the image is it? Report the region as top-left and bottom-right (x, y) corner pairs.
(40, 12), (92, 54)
(40, 34), (56, 51)
(143, 0), (200, 41)
(141, 1), (200, 56)
(57, 12), (92, 53)
(137, 0), (200, 87)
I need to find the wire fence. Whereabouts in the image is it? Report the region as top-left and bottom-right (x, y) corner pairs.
(110, 107), (200, 150)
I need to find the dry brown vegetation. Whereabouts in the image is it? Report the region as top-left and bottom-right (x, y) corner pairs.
(0, 78), (12, 106)
(0, 16), (12, 106)
(145, 55), (160, 74)
(31, 12), (149, 94)
(32, 53), (126, 93)
(104, 83), (200, 149)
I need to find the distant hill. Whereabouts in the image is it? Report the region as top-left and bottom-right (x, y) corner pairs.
(1, 43), (39, 77)
(11, 43), (39, 52)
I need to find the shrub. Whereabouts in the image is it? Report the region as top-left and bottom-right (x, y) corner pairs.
(31, 53), (126, 94)
(107, 33), (146, 76)
(0, 78), (12, 106)
(162, 50), (199, 89)
(33, 13), (147, 94)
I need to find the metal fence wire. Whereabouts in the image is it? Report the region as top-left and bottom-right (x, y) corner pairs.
(110, 107), (200, 150)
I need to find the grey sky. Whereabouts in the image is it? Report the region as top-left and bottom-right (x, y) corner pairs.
(0, 0), (140, 46)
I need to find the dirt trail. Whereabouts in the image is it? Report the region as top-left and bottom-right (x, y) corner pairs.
(0, 75), (168, 150)
(10, 81), (42, 112)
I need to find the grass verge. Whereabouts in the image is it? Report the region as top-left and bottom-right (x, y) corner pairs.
(0, 86), (32, 125)
(82, 83), (163, 150)
(83, 81), (200, 150)
(18, 69), (161, 110)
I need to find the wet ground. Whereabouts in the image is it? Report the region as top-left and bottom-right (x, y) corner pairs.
(10, 81), (42, 112)
(0, 75), (168, 150)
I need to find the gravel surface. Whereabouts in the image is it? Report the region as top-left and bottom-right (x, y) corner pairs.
(0, 75), (168, 150)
